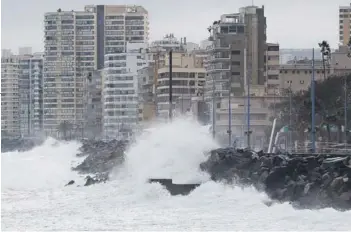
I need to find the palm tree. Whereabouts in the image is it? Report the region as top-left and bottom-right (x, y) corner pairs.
(318, 41), (331, 80)
(58, 121), (71, 140)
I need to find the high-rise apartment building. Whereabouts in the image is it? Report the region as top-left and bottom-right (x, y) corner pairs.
(206, 6), (266, 99)
(1, 56), (21, 138)
(19, 53), (44, 136)
(265, 43), (280, 94)
(205, 6), (267, 139)
(103, 43), (147, 139)
(339, 3), (351, 46)
(1, 52), (44, 138)
(43, 5), (149, 136)
(43, 8), (96, 135)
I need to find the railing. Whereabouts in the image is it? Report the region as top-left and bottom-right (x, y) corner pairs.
(277, 141), (351, 155)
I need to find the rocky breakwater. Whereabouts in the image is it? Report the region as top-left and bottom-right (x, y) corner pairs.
(200, 148), (351, 211)
(69, 139), (128, 187)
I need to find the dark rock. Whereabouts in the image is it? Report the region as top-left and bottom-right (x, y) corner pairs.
(83, 174), (108, 186)
(65, 180), (75, 186)
(73, 139), (128, 175)
(200, 147), (351, 211)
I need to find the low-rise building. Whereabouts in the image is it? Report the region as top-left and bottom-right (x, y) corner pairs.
(156, 51), (206, 120)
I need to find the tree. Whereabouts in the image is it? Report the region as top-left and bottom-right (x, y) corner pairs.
(272, 73), (351, 143)
(57, 121), (72, 140)
(318, 41), (331, 80)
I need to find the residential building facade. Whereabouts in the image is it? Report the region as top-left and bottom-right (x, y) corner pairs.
(103, 43), (147, 139)
(85, 70), (103, 139)
(43, 8), (96, 135)
(265, 43), (280, 94)
(18, 53), (44, 137)
(339, 3), (351, 46)
(1, 56), (21, 138)
(43, 4), (149, 137)
(156, 51), (206, 119)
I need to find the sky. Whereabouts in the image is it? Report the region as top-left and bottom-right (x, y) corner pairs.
(1, 0), (350, 53)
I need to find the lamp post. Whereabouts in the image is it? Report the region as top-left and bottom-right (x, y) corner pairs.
(311, 48), (316, 153)
(228, 45), (232, 146)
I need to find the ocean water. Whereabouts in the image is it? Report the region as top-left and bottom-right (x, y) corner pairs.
(2, 117), (351, 231)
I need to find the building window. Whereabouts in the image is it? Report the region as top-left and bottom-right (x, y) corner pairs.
(231, 50), (240, 55)
(300, 80), (304, 84)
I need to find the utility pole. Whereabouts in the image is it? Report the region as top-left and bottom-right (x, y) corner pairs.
(228, 45), (232, 146)
(169, 49), (173, 121)
(244, 46), (251, 149)
(212, 76), (216, 139)
(311, 48), (316, 153)
(345, 74), (348, 148)
(289, 81), (292, 153)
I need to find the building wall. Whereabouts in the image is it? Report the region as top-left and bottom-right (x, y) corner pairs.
(339, 4), (351, 46)
(279, 63), (326, 92)
(265, 43), (280, 94)
(103, 43), (147, 139)
(43, 9), (96, 136)
(86, 70), (103, 139)
(43, 5), (149, 137)
(279, 47), (351, 93)
(1, 56), (21, 138)
(214, 95), (271, 147)
(18, 53), (44, 137)
(156, 66), (206, 119)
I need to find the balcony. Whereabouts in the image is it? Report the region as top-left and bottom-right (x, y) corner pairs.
(206, 63), (230, 73)
(216, 119), (270, 127)
(206, 43), (230, 52)
(207, 54), (230, 62)
(267, 69), (280, 75)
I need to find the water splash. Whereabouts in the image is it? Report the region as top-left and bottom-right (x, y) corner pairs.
(1, 137), (83, 190)
(113, 116), (219, 184)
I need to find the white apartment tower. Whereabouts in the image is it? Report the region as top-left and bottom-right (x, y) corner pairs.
(103, 43), (147, 139)
(1, 56), (21, 138)
(19, 53), (44, 137)
(43, 5), (148, 136)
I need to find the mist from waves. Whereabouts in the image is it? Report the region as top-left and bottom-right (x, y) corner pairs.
(1, 137), (85, 190)
(1, 117), (350, 230)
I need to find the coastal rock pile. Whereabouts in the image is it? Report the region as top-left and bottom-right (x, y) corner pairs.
(72, 139), (128, 176)
(200, 148), (351, 210)
(1, 138), (44, 153)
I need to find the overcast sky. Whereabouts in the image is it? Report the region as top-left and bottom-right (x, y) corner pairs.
(1, 0), (350, 53)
